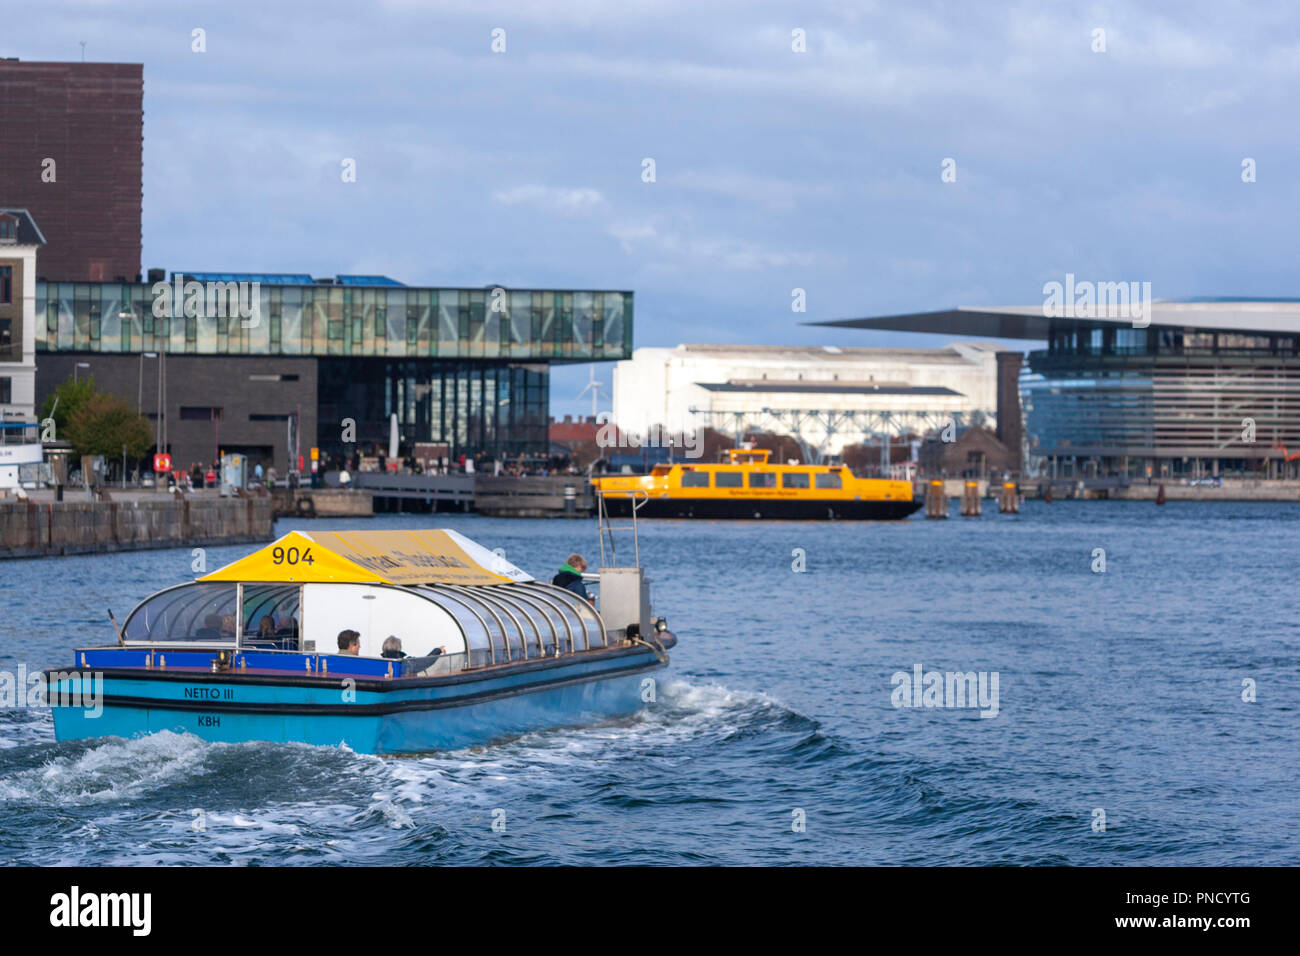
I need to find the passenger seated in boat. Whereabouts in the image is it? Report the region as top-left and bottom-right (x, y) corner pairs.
(276, 616), (299, 648)
(552, 553), (592, 602)
(337, 629), (361, 655)
(382, 636), (446, 661)
(238, 615), (278, 650)
(196, 614), (222, 640)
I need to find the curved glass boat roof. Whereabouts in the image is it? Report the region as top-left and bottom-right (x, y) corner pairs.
(120, 529), (608, 667)
(122, 580), (606, 666)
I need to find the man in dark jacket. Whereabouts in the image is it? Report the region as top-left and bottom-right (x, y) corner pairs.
(552, 553), (591, 602)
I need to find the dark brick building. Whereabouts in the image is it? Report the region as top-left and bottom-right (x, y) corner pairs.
(38, 353), (318, 475)
(0, 59), (143, 282)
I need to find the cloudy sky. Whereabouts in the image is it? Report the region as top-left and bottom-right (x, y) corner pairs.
(9, 1), (1299, 415)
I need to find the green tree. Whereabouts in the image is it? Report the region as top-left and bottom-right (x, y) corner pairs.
(65, 393), (153, 459)
(39, 375), (97, 438)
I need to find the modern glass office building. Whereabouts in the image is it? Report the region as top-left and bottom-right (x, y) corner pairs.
(34, 276), (632, 469)
(817, 299), (1300, 479)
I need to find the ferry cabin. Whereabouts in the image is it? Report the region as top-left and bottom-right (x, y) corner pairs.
(594, 449), (921, 520)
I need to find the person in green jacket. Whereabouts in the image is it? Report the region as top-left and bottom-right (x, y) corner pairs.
(552, 553), (590, 601)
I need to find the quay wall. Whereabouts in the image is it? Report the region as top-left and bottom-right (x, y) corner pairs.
(1112, 482), (1300, 502)
(0, 497), (274, 559)
(272, 488), (374, 518)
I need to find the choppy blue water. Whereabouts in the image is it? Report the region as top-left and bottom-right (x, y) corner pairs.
(1, 503), (1297, 865)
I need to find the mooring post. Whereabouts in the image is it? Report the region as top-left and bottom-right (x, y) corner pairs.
(961, 480), (981, 516)
(926, 479), (948, 519)
(998, 481), (1019, 513)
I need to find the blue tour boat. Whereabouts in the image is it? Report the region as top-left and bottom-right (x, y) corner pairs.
(44, 528), (675, 754)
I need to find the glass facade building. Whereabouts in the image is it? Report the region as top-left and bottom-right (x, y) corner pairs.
(816, 299), (1300, 480)
(1022, 323), (1300, 478)
(33, 279), (632, 463)
(33, 281), (630, 362)
(317, 359), (549, 459)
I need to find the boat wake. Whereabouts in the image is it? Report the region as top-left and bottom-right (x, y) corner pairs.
(0, 680), (841, 865)
(0, 731), (214, 807)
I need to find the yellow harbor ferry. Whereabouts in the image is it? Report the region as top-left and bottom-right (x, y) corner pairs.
(592, 449), (921, 520)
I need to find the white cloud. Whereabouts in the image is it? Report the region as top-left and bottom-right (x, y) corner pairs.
(491, 185), (606, 214)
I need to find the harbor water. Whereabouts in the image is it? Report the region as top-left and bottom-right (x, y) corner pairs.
(1, 503), (1297, 865)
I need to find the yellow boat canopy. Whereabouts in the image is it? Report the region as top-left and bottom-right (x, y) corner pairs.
(198, 529), (534, 587)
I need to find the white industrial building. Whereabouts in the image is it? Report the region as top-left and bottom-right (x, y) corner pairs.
(0, 208), (43, 425)
(611, 343), (1004, 460)
(0, 208), (45, 491)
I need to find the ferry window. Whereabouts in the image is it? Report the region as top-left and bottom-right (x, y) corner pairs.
(814, 472), (842, 489)
(680, 470), (710, 487)
(242, 584), (301, 648)
(748, 472), (776, 488)
(527, 585), (584, 652)
(444, 591), (510, 661)
(539, 584), (604, 650)
(462, 588), (534, 660)
(494, 590), (559, 656)
(715, 471), (743, 488)
(418, 588), (494, 667)
(123, 583), (239, 643)
(782, 472), (810, 489)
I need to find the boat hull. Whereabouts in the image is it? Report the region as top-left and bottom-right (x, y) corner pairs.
(47, 644), (667, 755)
(600, 495), (922, 520)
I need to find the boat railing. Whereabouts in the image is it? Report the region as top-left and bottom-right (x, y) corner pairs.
(595, 488), (648, 569)
(400, 650), (466, 677)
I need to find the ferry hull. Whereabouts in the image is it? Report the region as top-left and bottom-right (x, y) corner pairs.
(601, 495), (922, 520)
(47, 646), (667, 755)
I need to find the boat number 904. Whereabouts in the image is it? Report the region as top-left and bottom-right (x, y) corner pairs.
(271, 546), (315, 565)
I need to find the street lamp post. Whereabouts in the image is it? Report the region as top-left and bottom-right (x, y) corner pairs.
(137, 352), (158, 413)
(155, 347), (167, 493)
(73, 361), (90, 383)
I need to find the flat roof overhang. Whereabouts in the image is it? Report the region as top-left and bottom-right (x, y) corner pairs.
(811, 302), (1300, 340)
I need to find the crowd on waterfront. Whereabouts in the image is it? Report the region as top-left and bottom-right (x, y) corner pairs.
(327, 448), (586, 480)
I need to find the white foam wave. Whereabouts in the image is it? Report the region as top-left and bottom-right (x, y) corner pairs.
(0, 730), (210, 806)
(369, 679), (799, 811)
